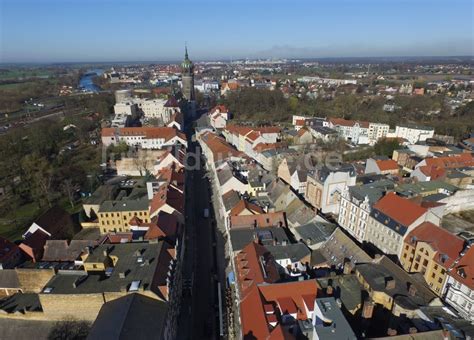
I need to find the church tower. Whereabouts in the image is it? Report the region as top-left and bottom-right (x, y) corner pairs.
(181, 46), (195, 101)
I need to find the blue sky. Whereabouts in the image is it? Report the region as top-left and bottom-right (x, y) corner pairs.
(1, 0), (473, 62)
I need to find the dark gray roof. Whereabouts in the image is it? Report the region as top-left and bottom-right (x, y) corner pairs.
(0, 293), (42, 314)
(310, 250), (327, 266)
(308, 164), (356, 184)
(318, 228), (372, 268)
(356, 256), (437, 311)
(88, 293), (168, 340)
(222, 190), (241, 212)
(422, 193), (448, 202)
(286, 201), (315, 226)
(265, 243), (311, 263)
(313, 297), (357, 340)
(294, 222), (336, 246)
(42, 240), (97, 262)
(85, 184), (119, 205)
(348, 179), (395, 205)
(42, 242), (165, 295)
(0, 270), (20, 289)
(98, 196), (149, 213)
(419, 306), (474, 339)
(316, 275), (364, 313)
(356, 174), (388, 185)
(216, 167), (234, 186)
(230, 227), (290, 252)
(311, 126), (338, 135)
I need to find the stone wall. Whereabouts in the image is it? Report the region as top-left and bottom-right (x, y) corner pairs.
(39, 290), (160, 321)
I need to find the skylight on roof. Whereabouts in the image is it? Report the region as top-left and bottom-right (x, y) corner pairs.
(129, 280), (141, 292)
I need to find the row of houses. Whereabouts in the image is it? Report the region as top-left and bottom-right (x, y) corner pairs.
(197, 111), (474, 337)
(293, 115), (435, 145)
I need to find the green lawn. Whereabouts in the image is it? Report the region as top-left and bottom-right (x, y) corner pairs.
(0, 69), (53, 80)
(0, 202), (42, 241)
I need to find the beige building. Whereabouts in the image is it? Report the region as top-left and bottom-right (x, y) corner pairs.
(98, 197), (150, 234)
(400, 222), (465, 296)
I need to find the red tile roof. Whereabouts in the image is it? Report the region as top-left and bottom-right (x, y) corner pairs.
(419, 165), (446, 180)
(405, 222), (465, 268)
(230, 212), (287, 229)
(149, 183), (184, 216)
(450, 245), (474, 289)
(236, 242), (280, 298)
(240, 280), (317, 340)
(376, 159), (399, 171)
(210, 105), (228, 114)
(230, 200), (265, 216)
(201, 131), (246, 161)
(329, 117), (370, 128)
(373, 193), (427, 226)
(424, 153), (474, 169)
(253, 142), (285, 153)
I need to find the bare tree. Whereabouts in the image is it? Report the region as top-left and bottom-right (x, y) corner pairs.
(48, 317), (91, 340)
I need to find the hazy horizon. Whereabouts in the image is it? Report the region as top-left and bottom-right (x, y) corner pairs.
(1, 0), (473, 63)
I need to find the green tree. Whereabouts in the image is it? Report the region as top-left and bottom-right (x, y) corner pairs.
(374, 138), (400, 157)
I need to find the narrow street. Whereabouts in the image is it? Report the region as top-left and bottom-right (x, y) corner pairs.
(177, 117), (223, 340)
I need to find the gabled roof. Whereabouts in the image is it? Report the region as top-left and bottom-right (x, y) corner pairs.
(372, 193), (427, 227)
(222, 190), (241, 212)
(356, 256), (437, 310)
(329, 117), (370, 128)
(88, 293), (168, 340)
(201, 131), (246, 161)
(164, 96), (179, 107)
(449, 245), (474, 289)
(375, 159), (399, 171)
(229, 200), (264, 216)
(424, 153), (474, 169)
(405, 222), (465, 268)
(235, 242), (280, 298)
(0, 237), (20, 263)
(230, 212), (286, 229)
(209, 104), (228, 114)
(42, 240), (97, 262)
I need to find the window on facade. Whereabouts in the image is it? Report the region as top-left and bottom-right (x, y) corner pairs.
(414, 263), (419, 270)
(434, 264), (438, 270)
(423, 259), (429, 266)
(431, 273), (436, 279)
(438, 278), (443, 284)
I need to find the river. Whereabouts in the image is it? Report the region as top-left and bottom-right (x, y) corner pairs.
(78, 69), (104, 93)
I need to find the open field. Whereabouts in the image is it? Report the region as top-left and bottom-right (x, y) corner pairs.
(0, 69), (54, 80)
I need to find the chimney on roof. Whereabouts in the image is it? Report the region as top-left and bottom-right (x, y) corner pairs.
(408, 283), (417, 296)
(387, 328), (397, 336)
(409, 327), (418, 334)
(362, 299), (374, 319)
(343, 260), (354, 275)
(385, 278), (396, 290)
(103, 249), (108, 256)
(326, 285), (333, 296)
